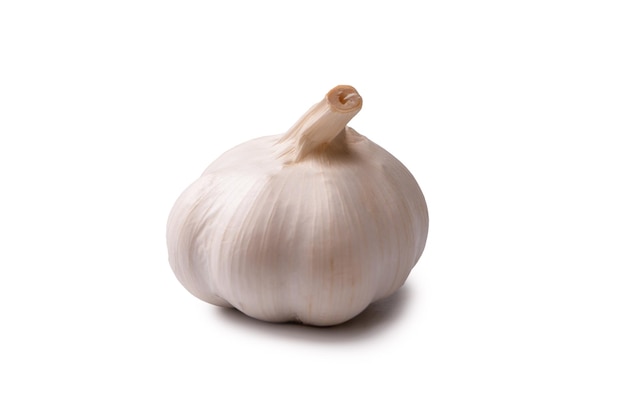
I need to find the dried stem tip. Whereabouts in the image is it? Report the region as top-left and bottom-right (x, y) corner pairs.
(284, 85), (363, 162)
(326, 85), (363, 113)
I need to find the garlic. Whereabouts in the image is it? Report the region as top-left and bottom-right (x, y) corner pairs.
(167, 85), (428, 326)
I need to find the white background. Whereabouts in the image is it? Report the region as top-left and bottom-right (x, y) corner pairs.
(1, 1), (625, 415)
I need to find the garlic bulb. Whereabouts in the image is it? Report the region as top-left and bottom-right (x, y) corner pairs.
(167, 85), (428, 326)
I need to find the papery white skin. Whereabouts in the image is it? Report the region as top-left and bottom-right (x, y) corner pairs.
(167, 86), (428, 326)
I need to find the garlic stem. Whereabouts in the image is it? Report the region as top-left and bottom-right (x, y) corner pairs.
(283, 85), (363, 162)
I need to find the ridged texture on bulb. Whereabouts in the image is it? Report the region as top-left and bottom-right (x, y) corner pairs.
(167, 86), (428, 326)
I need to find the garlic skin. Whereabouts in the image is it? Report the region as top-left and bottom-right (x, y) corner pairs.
(167, 86), (428, 326)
